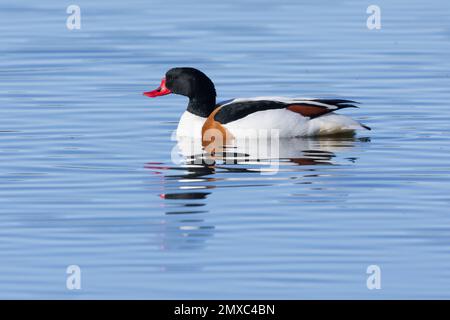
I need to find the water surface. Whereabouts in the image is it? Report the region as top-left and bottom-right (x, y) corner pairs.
(1, 0), (450, 299)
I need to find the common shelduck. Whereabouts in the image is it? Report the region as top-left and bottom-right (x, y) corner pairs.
(144, 67), (370, 139)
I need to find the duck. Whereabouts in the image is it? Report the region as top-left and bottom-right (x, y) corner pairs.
(143, 67), (370, 140)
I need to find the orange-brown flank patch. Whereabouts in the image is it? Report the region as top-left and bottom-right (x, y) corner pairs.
(202, 106), (234, 152)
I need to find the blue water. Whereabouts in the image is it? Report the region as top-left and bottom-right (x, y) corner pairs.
(1, 0), (450, 299)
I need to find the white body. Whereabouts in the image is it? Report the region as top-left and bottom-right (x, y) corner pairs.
(223, 109), (364, 137)
(176, 97), (368, 138)
(176, 111), (206, 138)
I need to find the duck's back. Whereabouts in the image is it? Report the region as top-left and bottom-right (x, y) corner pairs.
(208, 97), (369, 137)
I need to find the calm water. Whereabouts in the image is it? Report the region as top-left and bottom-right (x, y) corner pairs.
(1, 0), (450, 299)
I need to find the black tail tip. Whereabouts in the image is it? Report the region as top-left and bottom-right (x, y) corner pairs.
(361, 124), (371, 131)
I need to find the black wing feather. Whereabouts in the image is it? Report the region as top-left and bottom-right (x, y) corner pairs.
(214, 98), (360, 124)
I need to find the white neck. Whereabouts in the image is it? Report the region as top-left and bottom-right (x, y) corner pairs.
(176, 111), (207, 138)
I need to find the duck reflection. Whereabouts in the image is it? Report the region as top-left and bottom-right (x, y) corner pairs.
(145, 135), (369, 251)
(175, 134), (367, 168)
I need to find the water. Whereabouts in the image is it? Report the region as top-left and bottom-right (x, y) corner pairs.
(1, 0), (450, 299)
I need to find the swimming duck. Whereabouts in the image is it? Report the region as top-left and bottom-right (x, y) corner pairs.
(144, 67), (370, 139)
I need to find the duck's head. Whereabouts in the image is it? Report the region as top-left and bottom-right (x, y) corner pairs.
(144, 67), (217, 117)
